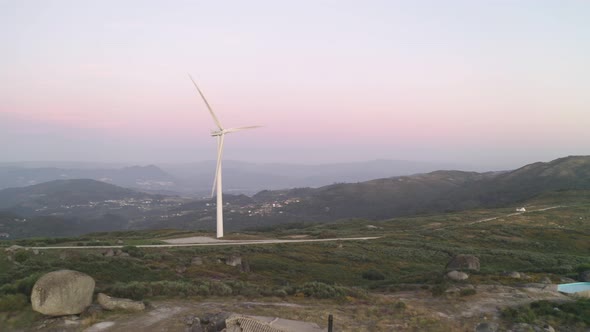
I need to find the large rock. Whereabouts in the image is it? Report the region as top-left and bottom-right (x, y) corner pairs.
(97, 293), (145, 311)
(446, 255), (480, 271)
(31, 270), (95, 316)
(447, 270), (469, 281)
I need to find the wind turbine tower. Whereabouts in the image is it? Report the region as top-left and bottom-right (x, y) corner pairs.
(189, 75), (261, 238)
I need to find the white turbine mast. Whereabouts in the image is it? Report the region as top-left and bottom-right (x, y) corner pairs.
(189, 74), (261, 238)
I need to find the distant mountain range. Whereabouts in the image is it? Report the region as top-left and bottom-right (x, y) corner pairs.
(0, 159), (469, 195)
(0, 156), (588, 238)
(0, 165), (177, 193)
(0, 179), (154, 211)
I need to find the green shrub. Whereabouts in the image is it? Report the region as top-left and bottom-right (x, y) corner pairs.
(459, 288), (476, 297)
(395, 301), (407, 310)
(502, 299), (590, 326)
(431, 282), (448, 297)
(13, 251), (30, 263)
(121, 246), (144, 258)
(272, 288), (288, 298)
(210, 282), (232, 296)
(0, 294), (28, 311)
(107, 281), (151, 300)
(298, 282), (346, 299)
(362, 269), (385, 280)
(501, 306), (537, 323)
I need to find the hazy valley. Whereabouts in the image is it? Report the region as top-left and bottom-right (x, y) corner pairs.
(1, 156), (589, 239)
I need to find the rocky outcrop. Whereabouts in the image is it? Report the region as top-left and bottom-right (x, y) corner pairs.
(31, 270), (95, 316)
(446, 254), (480, 271)
(447, 270), (469, 281)
(226, 255), (242, 267)
(97, 293), (145, 311)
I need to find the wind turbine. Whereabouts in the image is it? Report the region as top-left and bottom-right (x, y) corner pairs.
(189, 74), (261, 238)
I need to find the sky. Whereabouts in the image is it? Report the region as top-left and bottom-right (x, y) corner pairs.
(1, 0), (589, 170)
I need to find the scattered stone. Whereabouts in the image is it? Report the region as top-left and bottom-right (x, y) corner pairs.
(507, 271), (521, 279)
(226, 255), (242, 267)
(97, 293), (145, 311)
(184, 315), (200, 326)
(540, 276), (552, 284)
(64, 319), (80, 326)
(176, 266), (187, 274)
(446, 254), (480, 271)
(445, 286), (461, 294)
(509, 323), (555, 332)
(475, 322), (499, 332)
(510, 323), (533, 332)
(31, 270), (95, 316)
(80, 304), (103, 318)
(119, 252), (130, 257)
(4, 245), (24, 252)
(447, 270), (469, 281)
(84, 321), (115, 332)
(116, 240), (124, 244)
(201, 312), (231, 331)
(33, 249), (40, 255)
(103, 249), (115, 257)
(579, 270), (590, 282)
(191, 256), (203, 265)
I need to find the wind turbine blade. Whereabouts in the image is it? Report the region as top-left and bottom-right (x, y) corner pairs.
(188, 74), (223, 129)
(224, 125), (263, 133)
(211, 134), (225, 197)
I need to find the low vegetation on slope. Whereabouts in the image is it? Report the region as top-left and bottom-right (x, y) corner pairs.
(1, 190), (589, 330)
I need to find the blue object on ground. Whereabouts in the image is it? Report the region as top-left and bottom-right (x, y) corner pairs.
(557, 282), (590, 294)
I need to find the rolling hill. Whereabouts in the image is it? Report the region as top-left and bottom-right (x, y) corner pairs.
(0, 165), (178, 193)
(249, 156), (590, 221)
(0, 179), (153, 210)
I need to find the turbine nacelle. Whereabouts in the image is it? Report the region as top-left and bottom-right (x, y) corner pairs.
(211, 125), (262, 137)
